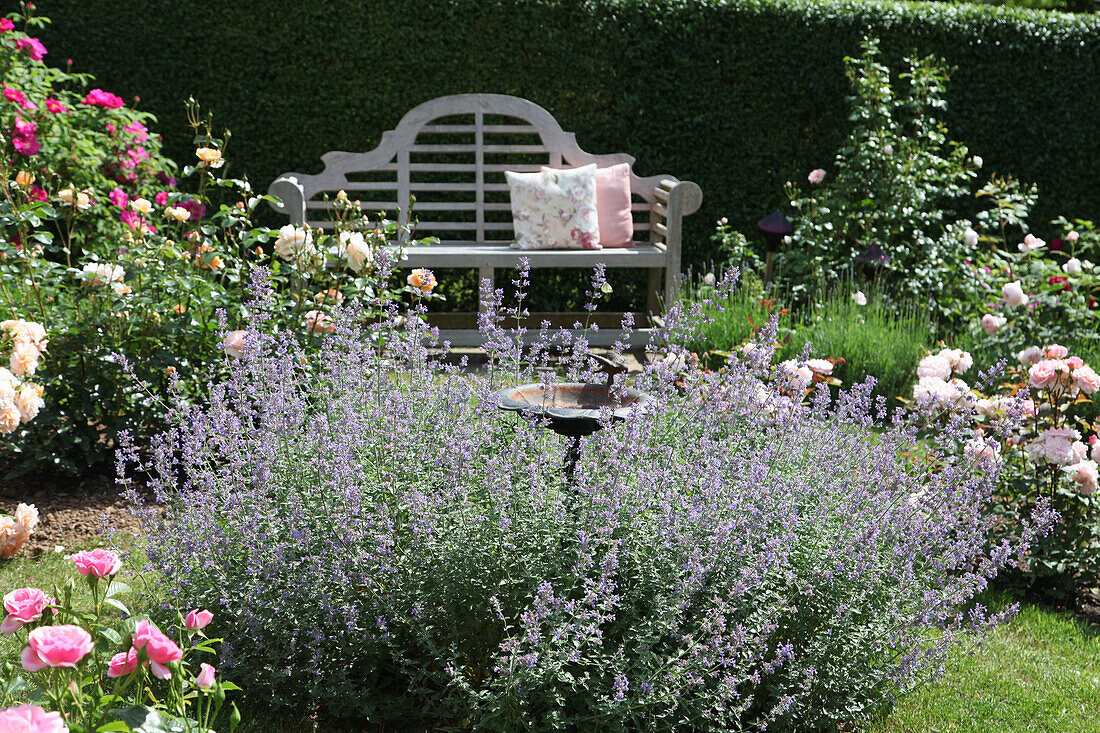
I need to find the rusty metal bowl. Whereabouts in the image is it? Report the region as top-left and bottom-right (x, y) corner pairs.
(494, 382), (653, 437)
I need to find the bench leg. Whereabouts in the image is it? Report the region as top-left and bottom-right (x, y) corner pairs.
(647, 268), (662, 319)
(478, 266), (495, 314)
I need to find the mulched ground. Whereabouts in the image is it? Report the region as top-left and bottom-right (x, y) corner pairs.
(0, 465), (151, 556)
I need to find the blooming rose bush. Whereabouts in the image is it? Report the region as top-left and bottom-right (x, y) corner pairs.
(0, 320), (46, 435)
(909, 342), (1100, 601)
(120, 267), (1048, 731)
(0, 9), (440, 474)
(0, 547), (240, 732)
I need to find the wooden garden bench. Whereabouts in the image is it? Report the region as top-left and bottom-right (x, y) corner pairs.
(267, 93), (702, 345)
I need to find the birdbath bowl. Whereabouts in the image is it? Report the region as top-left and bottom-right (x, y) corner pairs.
(494, 355), (652, 481)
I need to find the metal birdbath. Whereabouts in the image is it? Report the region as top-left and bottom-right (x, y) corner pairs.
(494, 354), (652, 483)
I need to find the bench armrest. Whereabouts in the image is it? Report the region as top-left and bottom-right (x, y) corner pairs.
(267, 176), (307, 225)
(657, 179), (703, 305)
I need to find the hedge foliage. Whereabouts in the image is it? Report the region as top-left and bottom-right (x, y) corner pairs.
(38, 0), (1100, 266)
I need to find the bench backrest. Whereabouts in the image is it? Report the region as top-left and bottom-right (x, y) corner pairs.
(268, 94), (678, 247)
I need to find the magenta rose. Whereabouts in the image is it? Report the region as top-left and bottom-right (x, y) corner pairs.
(14, 37), (47, 61)
(0, 704), (67, 733)
(81, 89), (125, 109)
(44, 98), (70, 114)
(21, 625), (94, 671)
(1, 587), (55, 635)
(12, 117), (39, 157)
(70, 548), (122, 578)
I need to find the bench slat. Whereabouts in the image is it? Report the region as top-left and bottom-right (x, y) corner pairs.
(421, 124), (538, 134)
(399, 243), (668, 269)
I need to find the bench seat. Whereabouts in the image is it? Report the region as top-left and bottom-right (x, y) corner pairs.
(400, 242), (669, 269)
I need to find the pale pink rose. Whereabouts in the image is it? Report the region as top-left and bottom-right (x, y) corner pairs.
(1074, 365), (1100, 394)
(912, 377), (965, 407)
(974, 398), (995, 417)
(185, 609), (213, 630)
(1, 588), (55, 635)
(804, 359), (833, 375)
(21, 625), (94, 670)
(9, 343), (39, 377)
(1017, 233), (1045, 252)
(1025, 440), (1046, 464)
(1045, 344), (1069, 359)
(106, 647), (139, 678)
(0, 504), (38, 558)
(0, 405), (20, 435)
(807, 168), (826, 184)
(303, 310), (335, 335)
(14, 384), (44, 423)
(1067, 460), (1099, 496)
(274, 224), (314, 261)
(222, 330), (247, 358)
(1091, 440), (1100, 464)
(1029, 360), (1066, 390)
(981, 313), (1006, 335)
(0, 704), (67, 733)
(1002, 280), (1028, 307)
(1066, 356), (1085, 370)
(1066, 230), (1080, 243)
(1017, 346), (1043, 366)
(195, 662), (216, 690)
(1039, 429), (1085, 466)
(69, 548), (122, 578)
(81, 263), (125, 287)
(779, 360), (812, 390)
(917, 355), (952, 380)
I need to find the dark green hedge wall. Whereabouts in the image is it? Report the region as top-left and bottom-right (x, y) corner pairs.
(36, 0), (1100, 265)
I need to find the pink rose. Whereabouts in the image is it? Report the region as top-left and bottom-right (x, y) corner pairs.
(222, 331), (247, 358)
(1002, 280), (1028, 307)
(108, 187), (129, 209)
(808, 168), (826, 184)
(1066, 356), (1085, 370)
(21, 625), (94, 671)
(14, 37), (47, 61)
(107, 647), (139, 678)
(1067, 460), (1099, 496)
(70, 548), (122, 578)
(1074, 365), (1100, 394)
(185, 609), (213, 630)
(44, 98), (69, 114)
(133, 619), (182, 679)
(195, 662), (216, 690)
(304, 310), (335, 334)
(1045, 344), (1069, 359)
(1029, 360), (1067, 390)
(123, 121), (149, 143)
(0, 704), (67, 733)
(155, 192), (168, 206)
(981, 313), (1006, 335)
(2, 588), (55, 635)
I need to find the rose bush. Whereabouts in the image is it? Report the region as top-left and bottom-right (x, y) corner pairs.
(0, 8), (441, 474)
(0, 548), (241, 733)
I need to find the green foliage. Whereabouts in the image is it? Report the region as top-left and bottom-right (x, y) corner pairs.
(33, 0), (1100, 273)
(782, 285), (932, 404)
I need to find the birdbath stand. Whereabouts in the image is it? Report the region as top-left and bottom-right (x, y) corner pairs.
(494, 354), (651, 483)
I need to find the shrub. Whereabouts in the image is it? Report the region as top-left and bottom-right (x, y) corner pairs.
(122, 268), (1049, 731)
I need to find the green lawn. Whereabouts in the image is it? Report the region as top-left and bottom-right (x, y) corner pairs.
(868, 603), (1100, 733)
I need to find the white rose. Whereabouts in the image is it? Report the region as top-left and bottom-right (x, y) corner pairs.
(963, 228), (979, 247)
(130, 198), (152, 214)
(1017, 346), (1043, 366)
(883, 144), (894, 155)
(81, 263), (125, 286)
(1063, 257), (1082, 274)
(851, 290), (867, 306)
(339, 231), (370, 273)
(274, 225), (315, 261)
(973, 155), (983, 168)
(1002, 280), (1029, 307)
(164, 206), (191, 223)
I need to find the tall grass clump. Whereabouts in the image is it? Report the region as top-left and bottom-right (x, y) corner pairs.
(675, 269), (791, 358)
(785, 285), (932, 404)
(120, 267), (1050, 732)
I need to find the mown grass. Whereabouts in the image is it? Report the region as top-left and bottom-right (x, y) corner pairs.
(867, 602), (1100, 733)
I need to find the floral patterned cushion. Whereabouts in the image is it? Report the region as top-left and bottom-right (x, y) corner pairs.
(506, 164), (601, 250)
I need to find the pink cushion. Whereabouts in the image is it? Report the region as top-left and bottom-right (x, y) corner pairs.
(542, 163), (635, 247)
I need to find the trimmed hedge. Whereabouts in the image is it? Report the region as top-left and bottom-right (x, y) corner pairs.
(37, 0), (1100, 267)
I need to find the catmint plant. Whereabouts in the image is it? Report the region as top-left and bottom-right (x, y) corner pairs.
(121, 268), (1051, 731)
